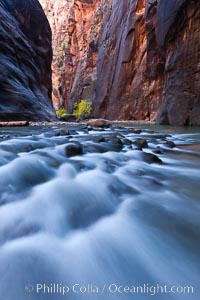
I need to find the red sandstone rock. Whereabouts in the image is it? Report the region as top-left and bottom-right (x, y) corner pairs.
(40, 0), (109, 111)
(40, 0), (200, 125)
(94, 0), (200, 125)
(87, 119), (111, 127)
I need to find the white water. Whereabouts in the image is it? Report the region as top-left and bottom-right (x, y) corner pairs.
(0, 126), (200, 300)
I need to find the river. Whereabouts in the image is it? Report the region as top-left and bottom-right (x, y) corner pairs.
(0, 124), (200, 300)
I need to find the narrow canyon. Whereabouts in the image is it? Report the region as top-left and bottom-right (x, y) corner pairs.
(39, 0), (200, 125)
(0, 0), (199, 124)
(0, 2), (200, 300)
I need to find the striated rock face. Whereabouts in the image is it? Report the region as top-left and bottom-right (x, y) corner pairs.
(39, 0), (199, 125)
(0, 0), (55, 121)
(39, 0), (109, 111)
(94, 0), (200, 125)
(156, 0), (200, 125)
(94, 0), (160, 121)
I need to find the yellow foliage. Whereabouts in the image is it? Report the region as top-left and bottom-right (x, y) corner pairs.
(56, 108), (67, 118)
(73, 100), (92, 119)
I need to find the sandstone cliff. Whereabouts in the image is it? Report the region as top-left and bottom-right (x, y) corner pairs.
(40, 0), (199, 125)
(156, 0), (200, 125)
(94, 0), (200, 125)
(0, 0), (55, 121)
(39, 0), (109, 111)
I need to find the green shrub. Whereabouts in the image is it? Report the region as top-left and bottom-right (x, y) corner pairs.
(73, 100), (92, 119)
(56, 108), (67, 118)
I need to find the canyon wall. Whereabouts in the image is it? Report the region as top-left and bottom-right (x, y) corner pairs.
(40, 0), (199, 125)
(156, 0), (200, 125)
(0, 0), (55, 121)
(94, 0), (200, 125)
(40, 0), (110, 111)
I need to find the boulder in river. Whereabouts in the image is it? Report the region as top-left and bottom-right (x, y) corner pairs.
(87, 119), (111, 128)
(134, 138), (148, 150)
(65, 143), (83, 157)
(142, 152), (163, 164)
(165, 141), (176, 148)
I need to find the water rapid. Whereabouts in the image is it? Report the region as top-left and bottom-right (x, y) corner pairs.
(0, 124), (200, 300)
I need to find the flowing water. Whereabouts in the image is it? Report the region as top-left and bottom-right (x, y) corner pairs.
(0, 124), (200, 300)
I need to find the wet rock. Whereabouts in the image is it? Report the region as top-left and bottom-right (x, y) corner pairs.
(82, 143), (109, 154)
(165, 141), (176, 148)
(128, 128), (142, 134)
(104, 136), (123, 145)
(65, 143), (83, 157)
(104, 137), (123, 152)
(144, 130), (155, 134)
(68, 130), (78, 136)
(92, 136), (106, 143)
(153, 148), (163, 155)
(134, 139), (148, 149)
(87, 119), (111, 128)
(121, 138), (132, 145)
(83, 138), (122, 153)
(149, 134), (169, 140)
(142, 153), (163, 164)
(54, 129), (69, 136)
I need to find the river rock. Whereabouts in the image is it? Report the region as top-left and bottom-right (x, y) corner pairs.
(165, 141), (176, 148)
(134, 139), (148, 149)
(92, 136), (106, 143)
(87, 119), (111, 128)
(65, 143), (83, 157)
(142, 153), (163, 164)
(153, 148), (163, 155)
(54, 129), (69, 136)
(121, 138), (132, 145)
(128, 128), (142, 134)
